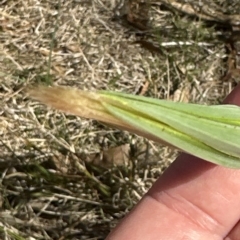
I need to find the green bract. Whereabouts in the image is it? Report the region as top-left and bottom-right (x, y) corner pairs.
(29, 86), (240, 168)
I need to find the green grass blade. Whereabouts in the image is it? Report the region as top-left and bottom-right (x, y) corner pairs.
(29, 86), (240, 168)
(104, 103), (240, 168)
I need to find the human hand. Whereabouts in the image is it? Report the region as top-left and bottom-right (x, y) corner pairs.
(106, 85), (240, 240)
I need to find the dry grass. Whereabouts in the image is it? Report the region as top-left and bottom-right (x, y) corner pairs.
(0, 0), (239, 239)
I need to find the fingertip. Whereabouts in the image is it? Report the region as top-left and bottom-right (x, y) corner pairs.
(223, 84), (240, 105)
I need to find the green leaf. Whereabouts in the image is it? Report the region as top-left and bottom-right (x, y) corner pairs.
(29, 86), (240, 168)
